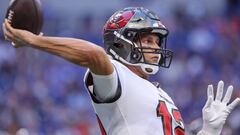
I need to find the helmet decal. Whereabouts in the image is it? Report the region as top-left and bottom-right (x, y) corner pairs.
(105, 10), (134, 30)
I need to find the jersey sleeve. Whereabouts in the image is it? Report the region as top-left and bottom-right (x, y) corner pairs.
(83, 60), (122, 103)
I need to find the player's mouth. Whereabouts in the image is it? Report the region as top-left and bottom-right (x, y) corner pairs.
(151, 56), (160, 63)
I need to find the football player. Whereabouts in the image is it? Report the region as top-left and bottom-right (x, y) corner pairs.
(2, 7), (240, 135)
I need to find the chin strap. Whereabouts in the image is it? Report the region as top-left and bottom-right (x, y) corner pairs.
(139, 54), (161, 75)
(140, 63), (159, 75)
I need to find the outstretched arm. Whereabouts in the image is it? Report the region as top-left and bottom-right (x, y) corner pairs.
(197, 80), (240, 135)
(2, 19), (113, 75)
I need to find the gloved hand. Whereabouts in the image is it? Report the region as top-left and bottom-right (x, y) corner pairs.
(197, 80), (240, 135)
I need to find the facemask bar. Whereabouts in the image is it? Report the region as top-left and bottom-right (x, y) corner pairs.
(129, 30), (173, 68)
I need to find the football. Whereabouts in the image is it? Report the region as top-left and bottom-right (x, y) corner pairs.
(5, 0), (43, 35)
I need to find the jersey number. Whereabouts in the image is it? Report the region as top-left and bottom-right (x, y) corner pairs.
(156, 101), (185, 135)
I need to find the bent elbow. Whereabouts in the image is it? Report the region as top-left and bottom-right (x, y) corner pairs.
(90, 47), (107, 63)
(83, 46), (113, 75)
(82, 46), (107, 67)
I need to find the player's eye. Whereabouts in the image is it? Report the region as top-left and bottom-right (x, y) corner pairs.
(142, 39), (153, 45)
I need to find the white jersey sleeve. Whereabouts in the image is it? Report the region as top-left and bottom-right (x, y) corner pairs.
(84, 62), (122, 103)
(91, 69), (119, 101)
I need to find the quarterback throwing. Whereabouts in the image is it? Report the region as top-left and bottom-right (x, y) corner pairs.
(3, 7), (240, 135)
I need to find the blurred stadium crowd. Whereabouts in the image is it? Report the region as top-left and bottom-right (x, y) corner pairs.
(0, 0), (240, 135)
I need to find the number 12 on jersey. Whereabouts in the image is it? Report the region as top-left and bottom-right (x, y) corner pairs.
(156, 101), (185, 135)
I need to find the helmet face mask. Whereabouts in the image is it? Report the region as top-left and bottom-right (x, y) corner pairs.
(103, 7), (173, 74)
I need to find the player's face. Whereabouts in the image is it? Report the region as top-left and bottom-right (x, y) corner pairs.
(137, 33), (161, 64)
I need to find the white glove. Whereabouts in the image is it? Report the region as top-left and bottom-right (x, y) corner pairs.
(197, 80), (240, 135)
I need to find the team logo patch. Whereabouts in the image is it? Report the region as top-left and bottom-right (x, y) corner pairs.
(105, 10), (134, 30)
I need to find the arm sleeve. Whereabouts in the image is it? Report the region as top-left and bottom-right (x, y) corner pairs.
(91, 69), (119, 101)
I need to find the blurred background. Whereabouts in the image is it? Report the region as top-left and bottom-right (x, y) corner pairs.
(0, 0), (240, 135)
